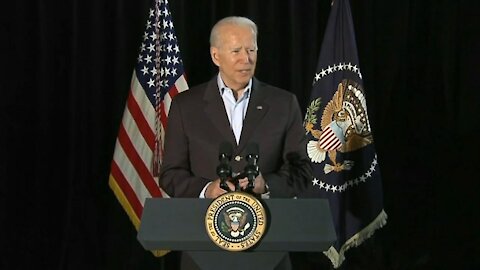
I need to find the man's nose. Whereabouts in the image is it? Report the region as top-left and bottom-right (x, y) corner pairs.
(240, 49), (252, 63)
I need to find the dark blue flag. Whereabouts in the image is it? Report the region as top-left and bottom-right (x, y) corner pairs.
(302, 0), (387, 267)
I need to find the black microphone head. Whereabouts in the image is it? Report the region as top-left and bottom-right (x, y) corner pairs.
(245, 142), (259, 182)
(217, 141), (233, 181)
(219, 141), (233, 160)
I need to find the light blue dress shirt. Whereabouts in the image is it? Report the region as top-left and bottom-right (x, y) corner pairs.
(199, 74), (252, 198)
(217, 74), (252, 145)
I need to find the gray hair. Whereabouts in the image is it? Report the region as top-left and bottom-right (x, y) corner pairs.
(209, 16), (258, 47)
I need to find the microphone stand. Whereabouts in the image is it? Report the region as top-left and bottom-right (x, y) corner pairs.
(217, 141), (233, 192)
(217, 162), (232, 192)
(243, 143), (259, 194)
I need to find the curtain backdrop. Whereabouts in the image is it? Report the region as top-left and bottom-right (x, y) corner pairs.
(2, 0), (480, 269)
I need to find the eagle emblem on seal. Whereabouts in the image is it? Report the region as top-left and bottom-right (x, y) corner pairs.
(222, 207), (250, 238)
(304, 79), (373, 174)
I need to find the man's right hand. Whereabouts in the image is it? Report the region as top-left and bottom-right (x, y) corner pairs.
(205, 178), (235, 199)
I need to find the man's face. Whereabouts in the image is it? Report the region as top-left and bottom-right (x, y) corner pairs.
(210, 25), (257, 91)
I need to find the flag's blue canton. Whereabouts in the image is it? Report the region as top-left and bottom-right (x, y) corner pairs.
(135, 0), (184, 106)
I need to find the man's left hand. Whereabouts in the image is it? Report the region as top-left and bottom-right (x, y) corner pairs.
(237, 173), (266, 194)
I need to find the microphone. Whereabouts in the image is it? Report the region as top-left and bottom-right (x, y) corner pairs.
(216, 141), (233, 192)
(244, 142), (259, 192)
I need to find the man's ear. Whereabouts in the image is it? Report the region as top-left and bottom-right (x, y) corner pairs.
(210, 47), (220, 67)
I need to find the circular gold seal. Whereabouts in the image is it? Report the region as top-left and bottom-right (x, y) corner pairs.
(205, 191), (267, 251)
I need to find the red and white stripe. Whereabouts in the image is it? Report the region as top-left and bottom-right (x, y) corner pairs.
(319, 125), (342, 151)
(109, 71), (188, 226)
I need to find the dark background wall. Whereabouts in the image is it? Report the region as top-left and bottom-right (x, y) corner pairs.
(2, 0), (479, 269)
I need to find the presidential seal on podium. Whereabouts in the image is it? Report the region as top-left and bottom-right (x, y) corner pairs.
(205, 191), (267, 251)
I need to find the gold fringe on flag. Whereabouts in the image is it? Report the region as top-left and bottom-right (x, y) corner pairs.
(324, 210), (388, 268)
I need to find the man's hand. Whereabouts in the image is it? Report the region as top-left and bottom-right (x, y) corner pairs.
(205, 178), (235, 199)
(237, 172), (266, 194)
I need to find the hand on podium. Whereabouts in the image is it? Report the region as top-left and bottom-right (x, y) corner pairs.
(205, 178), (236, 199)
(205, 175), (267, 199)
(236, 172), (267, 195)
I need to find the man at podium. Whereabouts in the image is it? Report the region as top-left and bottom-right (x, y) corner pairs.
(159, 16), (311, 200)
(158, 16), (312, 269)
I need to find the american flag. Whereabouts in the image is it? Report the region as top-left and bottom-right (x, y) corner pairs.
(109, 0), (188, 238)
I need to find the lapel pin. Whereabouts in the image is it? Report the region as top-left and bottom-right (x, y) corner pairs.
(256, 106), (263, 110)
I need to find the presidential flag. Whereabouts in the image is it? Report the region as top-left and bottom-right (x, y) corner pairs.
(303, 0), (387, 267)
(108, 0), (188, 254)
